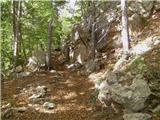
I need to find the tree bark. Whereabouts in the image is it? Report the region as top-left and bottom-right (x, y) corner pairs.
(18, 1), (22, 56)
(47, 20), (53, 70)
(12, 0), (18, 76)
(91, 23), (96, 59)
(121, 0), (130, 54)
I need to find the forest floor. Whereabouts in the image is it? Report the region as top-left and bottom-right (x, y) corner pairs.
(1, 51), (122, 120)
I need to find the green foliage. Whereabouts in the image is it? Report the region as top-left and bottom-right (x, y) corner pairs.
(1, 0), (82, 73)
(1, 1), (65, 72)
(1, 1), (12, 71)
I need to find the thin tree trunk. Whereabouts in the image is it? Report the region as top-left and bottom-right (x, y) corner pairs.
(47, 20), (53, 70)
(18, 0), (22, 56)
(91, 23), (96, 59)
(12, 1), (18, 76)
(121, 0), (130, 54)
(90, 1), (96, 60)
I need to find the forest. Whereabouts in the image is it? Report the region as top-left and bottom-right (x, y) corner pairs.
(1, 0), (160, 120)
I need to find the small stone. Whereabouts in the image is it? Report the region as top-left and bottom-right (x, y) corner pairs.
(35, 86), (46, 97)
(2, 103), (11, 109)
(28, 104), (33, 107)
(50, 70), (57, 73)
(28, 94), (41, 103)
(86, 107), (92, 112)
(17, 71), (31, 78)
(14, 107), (27, 113)
(43, 102), (55, 109)
(35, 107), (40, 111)
(15, 65), (23, 73)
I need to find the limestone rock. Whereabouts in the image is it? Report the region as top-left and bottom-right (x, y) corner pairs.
(129, 79), (151, 111)
(43, 102), (55, 109)
(17, 71), (31, 78)
(131, 36), (160, 55)
(15, 65), (23, 73)
(152, 105), (160, 116)
(88, 71), (108, 89)
(110, 78), (151, 111)
(85, 60), (100, 74)
(1, 103), (11, 109)
(35, 86), (46, 97)
(14, 107), (27, 113)
(106, 72), (118, 85)
(123, 113), (151, 120)
(28, 94), (41, 103)
(110, 84), (133, 105)
(27, 50), (47, 72)
(28, 86), (47, 103)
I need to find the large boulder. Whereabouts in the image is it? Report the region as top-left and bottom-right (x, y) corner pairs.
(27, 50), (47, 72)
(97, 71), (151, 112)
(70, 42), (89, 64)
(110, 78), (151, 111)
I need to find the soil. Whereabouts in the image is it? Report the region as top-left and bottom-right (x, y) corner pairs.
(1, 51), (122, 120)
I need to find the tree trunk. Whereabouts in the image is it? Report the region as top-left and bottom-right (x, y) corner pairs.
(18, 1), (27, 64)
(12, 0), (18, 76)
(47, 20), (53, 70)
(18, 1), (22, 56)
(121, 0), (130, 54)
(91, 23), (96, 59)
(90, 1), (96, 60)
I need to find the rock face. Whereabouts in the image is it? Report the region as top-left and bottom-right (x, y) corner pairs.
(123, 113), (151, 120)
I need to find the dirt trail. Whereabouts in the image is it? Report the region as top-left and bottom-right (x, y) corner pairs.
(2, 51), (101, 120)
